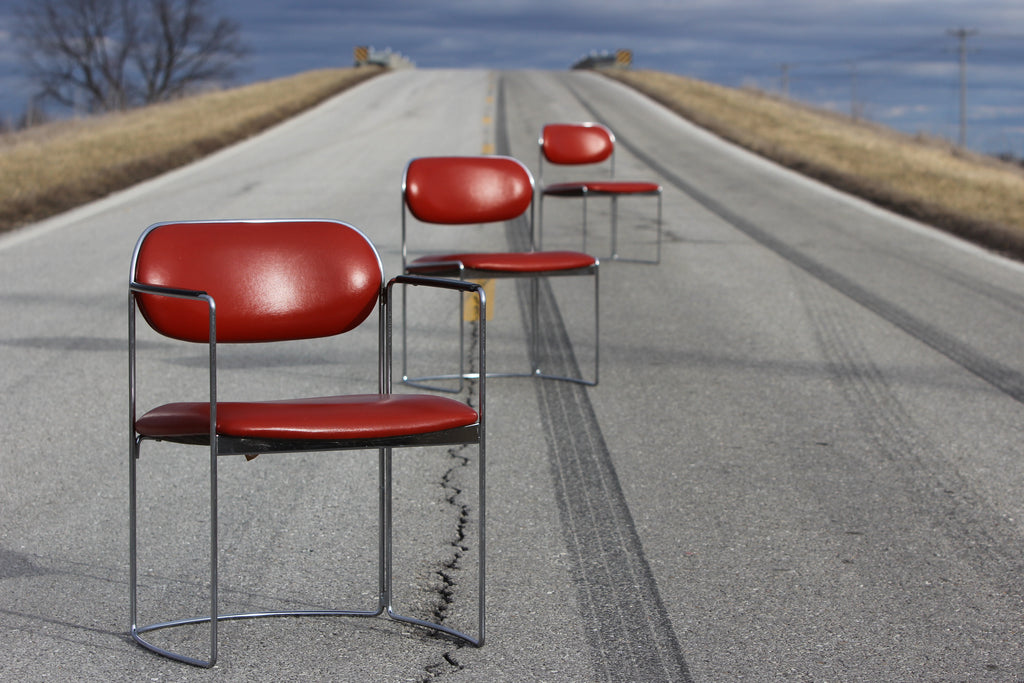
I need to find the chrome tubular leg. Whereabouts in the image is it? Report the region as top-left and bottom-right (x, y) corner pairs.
(531, 276), (541, 376)
(538, 194), (545, 250)
(476, 428), (487, 645)
(581, 192), (589, 253)
(655, 191), (663, 264)
(594, 267), (600, 385)
(382, 447), (394, 616)
(611, 195), (619, 259)
(208, 440), (218, 666)
(129, 435), (140, 642)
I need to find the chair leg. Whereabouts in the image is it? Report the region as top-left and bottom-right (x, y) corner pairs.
(129, 436), (141, 650)
(610, 195), (619, 260)
(382, 446), (395, 617)
(530, 275), (541, 377)
(655, 191), (662, 265)
(130, 440), (399, 667)
(400, 280), (466, 393)
(527, 271), (598, 387)
(207, 441), (219, 667)
(580, 192), (589, 254)
(472, 435), (487, 646)
(538, 194), (545, 250)
(610, 191), (662, 265)
(129, 436), (219, 668)
(383, 444), (485, 646)
(593, 268), (600, 385)
(401, 286), (409, 383)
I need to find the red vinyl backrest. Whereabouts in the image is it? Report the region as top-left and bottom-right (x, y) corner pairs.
(541, 123), (614, 165)
(404, 156), (534, 224)
(132, 220), (383, 343)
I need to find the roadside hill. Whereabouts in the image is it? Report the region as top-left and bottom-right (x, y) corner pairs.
(4, 65), (1024, 262)
(603, 68), (1024, 259)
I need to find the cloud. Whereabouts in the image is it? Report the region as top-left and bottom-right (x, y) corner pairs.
(2, 0), (1023, 150)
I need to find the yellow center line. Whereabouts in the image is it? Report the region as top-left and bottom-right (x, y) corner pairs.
(483, 81), (496, 154)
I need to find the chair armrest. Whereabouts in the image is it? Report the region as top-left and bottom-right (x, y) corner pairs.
(130, 281), (209, 301)
(402, 259), (466, 276)
(389, 274), (483, 295)
(129, 281), (219, 429)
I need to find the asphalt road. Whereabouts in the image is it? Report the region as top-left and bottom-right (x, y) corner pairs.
(2, 69), (1023, 681)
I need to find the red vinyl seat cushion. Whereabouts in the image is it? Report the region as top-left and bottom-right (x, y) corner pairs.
(542, 180), (661, 196)
(136, 394), (479, 441)
(408, 250), (597, 273)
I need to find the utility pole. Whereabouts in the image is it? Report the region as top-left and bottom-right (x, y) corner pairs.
(949, 27), (977, 148)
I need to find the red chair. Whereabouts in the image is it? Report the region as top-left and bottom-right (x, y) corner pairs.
(538, 122), (662, 263)
(129, 219), (486, 667)
(401, 155), (599, 388)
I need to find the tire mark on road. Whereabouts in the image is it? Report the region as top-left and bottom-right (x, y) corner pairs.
(565, 78), (1024, 407)
(496, 74), (693, 683)
(566, 73), (1024, 585)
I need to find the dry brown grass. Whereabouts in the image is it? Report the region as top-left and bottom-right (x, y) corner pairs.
(0, 66), (383, 233)
(604, 69), (1024, 258)
(6, 65), (1024, 259)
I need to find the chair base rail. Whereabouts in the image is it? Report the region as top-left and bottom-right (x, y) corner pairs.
(402, 369), (596, 394)
(132, 606), (483, 668)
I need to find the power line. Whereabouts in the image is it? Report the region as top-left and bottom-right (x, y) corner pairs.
(781, 36), (947, 72)
(738, 29), (1024, 152)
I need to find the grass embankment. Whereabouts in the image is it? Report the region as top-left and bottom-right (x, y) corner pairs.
(604, 69), (1024, 259)
(5, 65), (1024, 260)
(0, 66), (383, 233)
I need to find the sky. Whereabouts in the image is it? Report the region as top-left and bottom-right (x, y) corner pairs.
(2, 1), (1024, 154)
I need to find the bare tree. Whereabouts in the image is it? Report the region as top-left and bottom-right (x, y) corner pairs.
(137, 0), (247, 103)
(14, 0), (246, 113)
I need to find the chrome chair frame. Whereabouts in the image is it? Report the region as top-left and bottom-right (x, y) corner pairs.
(129, 220), (486, 668)
(538, 122), (663, 264)
(400, 156), (599, 391)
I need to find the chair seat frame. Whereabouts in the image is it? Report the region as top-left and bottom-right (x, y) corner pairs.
(400, 262), (597, 391)
(539, 183), (662, 264)
(130, 225), (486, 668)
